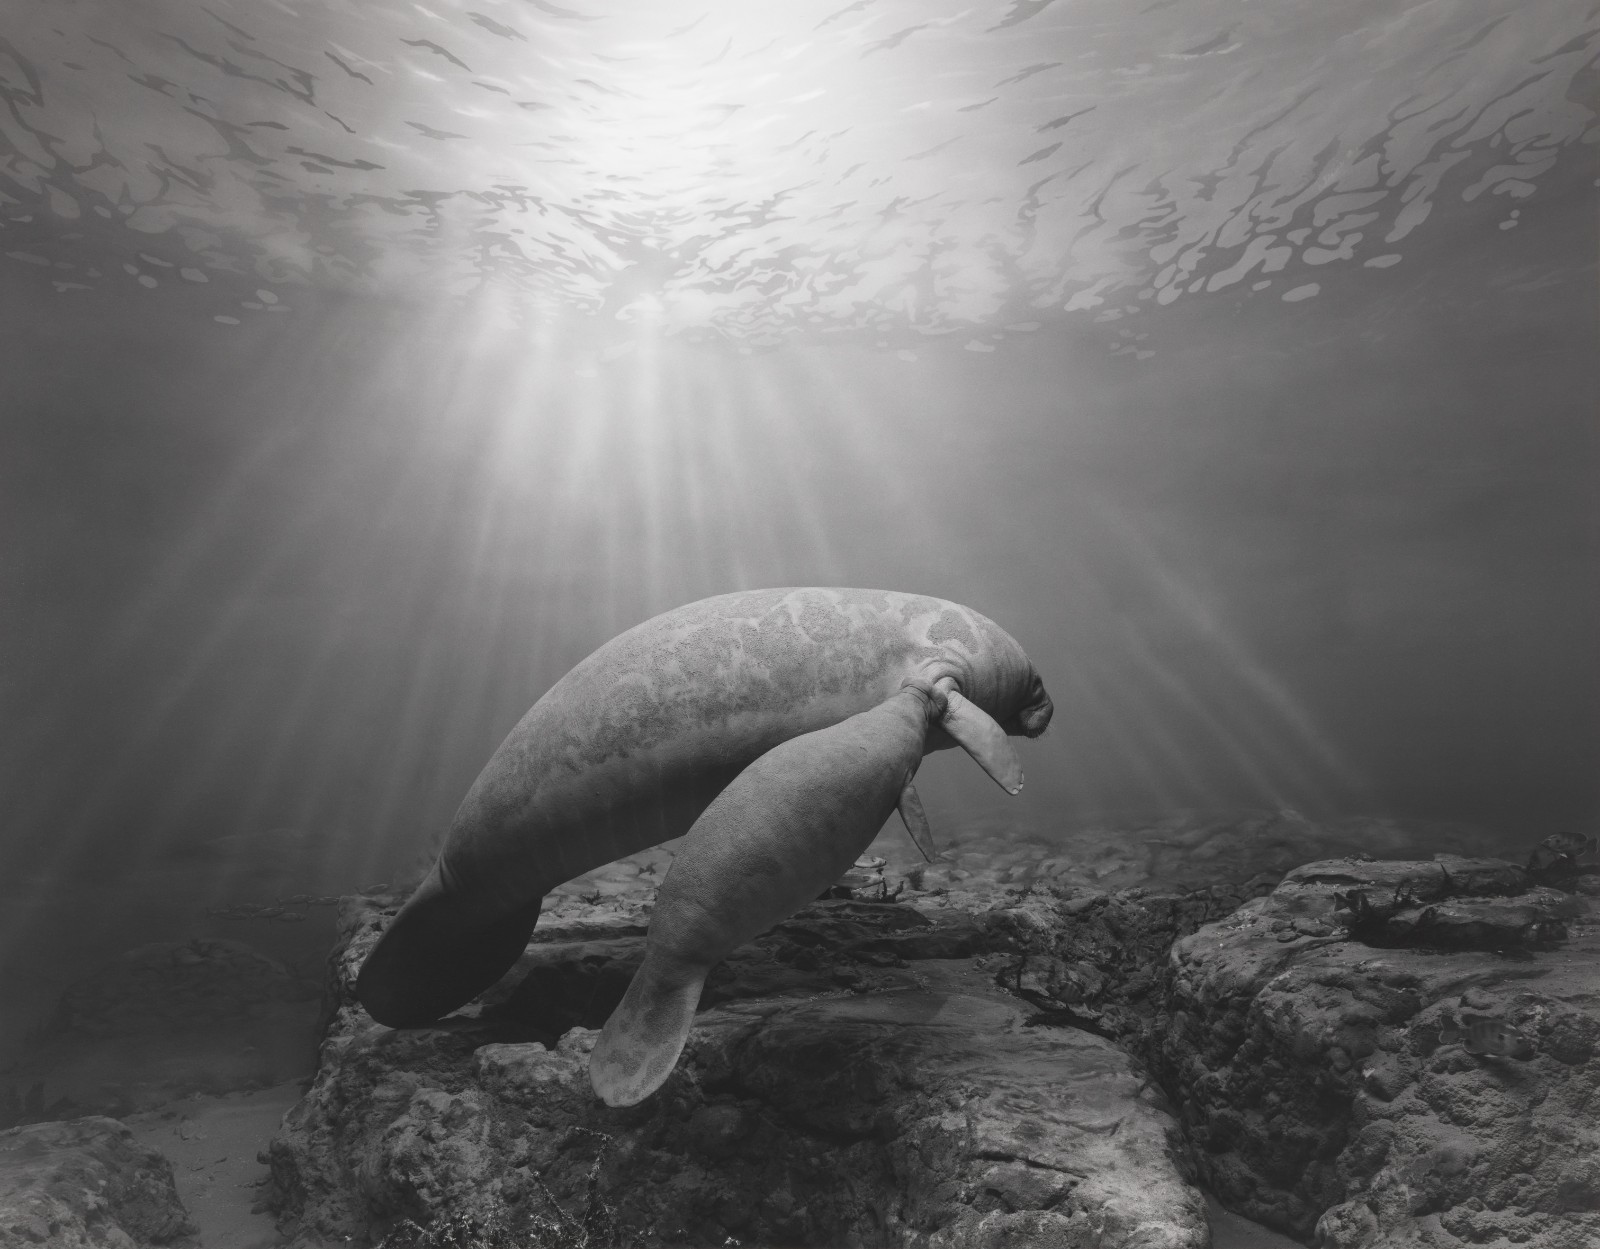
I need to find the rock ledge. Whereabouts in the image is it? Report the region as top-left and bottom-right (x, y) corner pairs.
(0, 1115), (194, 1249)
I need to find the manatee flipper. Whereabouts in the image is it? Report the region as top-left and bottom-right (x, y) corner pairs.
(938, 686), (1024, 794)
(897, 779), (936, 862)
(590, 964), (705, 1108)
(356, 866), (542, 1028)
(591, 684), (939, 1107)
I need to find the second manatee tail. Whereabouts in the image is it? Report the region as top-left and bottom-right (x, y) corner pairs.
(355, 868), (542, 1028)
(589, 962), (704, 1107)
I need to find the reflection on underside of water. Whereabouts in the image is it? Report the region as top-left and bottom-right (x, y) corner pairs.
(0, 2), (1594, 345)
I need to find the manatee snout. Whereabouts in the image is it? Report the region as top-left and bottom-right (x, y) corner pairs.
(1005, 671), (1054, 739)
(1016, 692), (1053, 737)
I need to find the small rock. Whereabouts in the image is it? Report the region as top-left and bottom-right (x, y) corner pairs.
(0, 1116), (194, 1246)
(1315, 1199), (1379, 1248)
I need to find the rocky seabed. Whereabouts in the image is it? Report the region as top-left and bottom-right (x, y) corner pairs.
(4, 829), (1595, 1248)
(259, 845), (1597, 1249)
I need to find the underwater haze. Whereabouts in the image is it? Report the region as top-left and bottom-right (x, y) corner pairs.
(1, 0), (1597, 1091)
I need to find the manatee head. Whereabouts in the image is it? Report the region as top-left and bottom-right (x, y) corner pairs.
(933, 609), (1053, 740)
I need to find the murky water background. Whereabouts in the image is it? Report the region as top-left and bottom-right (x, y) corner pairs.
(1, 4), (1597, 1240)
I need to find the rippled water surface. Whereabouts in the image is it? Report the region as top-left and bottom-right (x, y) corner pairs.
(3, 1), (1597, 338)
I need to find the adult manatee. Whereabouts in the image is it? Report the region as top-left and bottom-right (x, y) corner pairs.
(356, 588), (1053, 1027)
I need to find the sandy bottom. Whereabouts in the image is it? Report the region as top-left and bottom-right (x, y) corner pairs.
(123, 1083), (306, 1249)
(1207, 1194), (1306, 1248)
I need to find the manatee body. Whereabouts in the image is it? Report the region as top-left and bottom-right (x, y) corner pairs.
(356, 588), (1053, 1028)
(589, 683), (943, 1107)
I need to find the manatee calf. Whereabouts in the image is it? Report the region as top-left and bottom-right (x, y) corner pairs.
(590, 680), (973, 1107)
(356, 588), (1053, 1028)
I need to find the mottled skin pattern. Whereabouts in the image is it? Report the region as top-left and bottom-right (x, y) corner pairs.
(590, 683), (941, 1107)
(357, 588), (1053, 1028)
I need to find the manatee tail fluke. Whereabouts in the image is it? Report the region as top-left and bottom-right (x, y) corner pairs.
(590, 962), (705, 1108)
(939, 686), (1024, 794)
(355, 867), (542, 1028)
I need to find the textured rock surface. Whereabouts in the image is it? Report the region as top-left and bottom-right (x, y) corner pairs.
(1159, 855), (1600, 1247)
(266, 813), (1565, 1248)
(268, 885), (1213, 1248)
(0, 1115), (194, 1248)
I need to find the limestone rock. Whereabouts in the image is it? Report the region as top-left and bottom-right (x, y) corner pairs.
(0, 1116), (194, 1248)
(273, 835), (1592, 1248)
(269, 893), (1209, 1248)
(1159, 855), (1600, 1246)
(974, 881), (1272, 1055)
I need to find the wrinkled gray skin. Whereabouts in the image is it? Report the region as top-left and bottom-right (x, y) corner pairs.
(590, 682), (941, 1107)
(357, 588), (1053, 1028)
